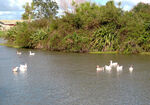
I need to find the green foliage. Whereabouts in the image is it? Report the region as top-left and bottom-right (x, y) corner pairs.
(4, 1), (150, 54)
(30, 18), (50, 28)
(48, 34), (62, 50)
(22, 2), (35, 20)
(138, 31), (150, 51)
(15, 22), (34, 48)
(30, 29), (48, 47)
(0, 31), (6, 37)
(71, 15), (83, 29)
(90, 26), (119, 51)
(62, 33), (89, 52)
(33, 0), (59, 19)
(144, 21), (150, 31)
(49, 19), (58, 31)
(75, 2), (100, 29)
(132, 2), (150, 13)
(6, 22), (48, 48)
(132, 2), (150, 21)
(120, 39), (142, 54)
(5, 27), (17, 42)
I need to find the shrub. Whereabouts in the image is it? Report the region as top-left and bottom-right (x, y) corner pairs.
(90, 27), (119, 51)
(30, 29), (48, 47)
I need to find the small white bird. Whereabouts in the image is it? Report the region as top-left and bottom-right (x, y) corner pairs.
(110, 60), (118, 67)
(19, 63), (27, 72)
(29, 51), (35, 56)
(105, 65), (111, 71)
(117, 65), (123, 71)
(17, 51), (22, 55)
(12, 67), (18, 72)
(129, 65), (133, 72)
(96, 65), (104, 71)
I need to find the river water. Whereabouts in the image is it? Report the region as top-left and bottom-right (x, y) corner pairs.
(0, 39), (150, 105)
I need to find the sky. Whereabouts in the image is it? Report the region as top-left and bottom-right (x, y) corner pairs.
(0, 0), (150, 20)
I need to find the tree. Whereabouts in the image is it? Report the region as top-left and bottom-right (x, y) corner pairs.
(132, 2), (150, 21)
(33, 0), (59, 19)
(132, 2), (150, 13)
(59, 0), (87, 13)
(22, 2), (35, 21)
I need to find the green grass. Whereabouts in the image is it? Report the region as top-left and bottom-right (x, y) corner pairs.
(89, 51), (117, 54)
(0, 43), (21, 48)
(140, 52), (150, 55)
(90, 51), (150, 55)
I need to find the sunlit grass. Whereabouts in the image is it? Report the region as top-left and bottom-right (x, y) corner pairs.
(89, 51), (117, 54)
(0, 43), (21, 48)
(140, 52), (150, 55)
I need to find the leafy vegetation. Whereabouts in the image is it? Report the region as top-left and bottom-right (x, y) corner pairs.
(4, 1), (150, 54)
(0, 31), (6, 37)
(22, 2), (35, 20)
(33, 0), (59, 19)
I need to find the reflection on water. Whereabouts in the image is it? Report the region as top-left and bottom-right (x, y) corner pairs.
(13, 72), (18, 76)
(129, 70), (133, 74)
(1, 39), (150, 105)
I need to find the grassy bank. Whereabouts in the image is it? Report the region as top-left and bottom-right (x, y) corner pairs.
(89, 51), (117, 54)
(0, 43), (21, 48)
(140, 52), (150, 55)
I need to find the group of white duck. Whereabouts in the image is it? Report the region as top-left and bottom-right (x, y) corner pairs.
(12, 51), (35, 72)
(17, 51), (35, 56)
(12, 63), (27, 72)
(96, 60), (133, 72)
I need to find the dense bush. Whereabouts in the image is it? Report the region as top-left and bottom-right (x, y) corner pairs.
(5, 1), (150, 53)
(90, 26), (119, 51)
(61, 32), (89, 52)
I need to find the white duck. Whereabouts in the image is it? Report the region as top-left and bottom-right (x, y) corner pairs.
(105, 65), (111, 71)
(19, 63), (27, 71)
(96, 65), (104, 71)
(110, 60), (118, 67)
(17, 51), (22, 55)
(129, 65), (133, 72)
(29, 51), (35, 56)
(12, 67), (18, 72)
(117, 65), (123, 71)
